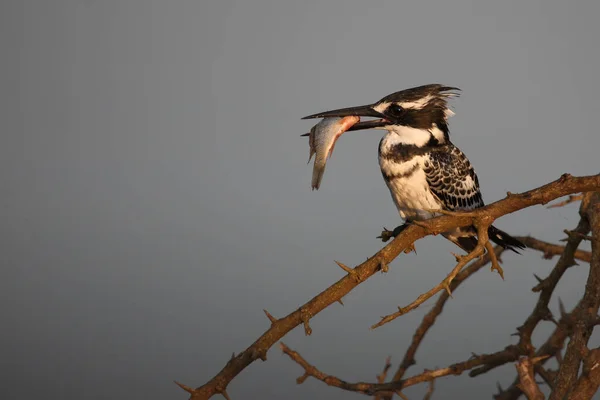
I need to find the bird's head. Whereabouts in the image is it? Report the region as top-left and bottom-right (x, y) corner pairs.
(302, 84), (460, 147)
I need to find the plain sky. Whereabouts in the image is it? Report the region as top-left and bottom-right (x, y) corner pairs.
(2, 1), (600, 399)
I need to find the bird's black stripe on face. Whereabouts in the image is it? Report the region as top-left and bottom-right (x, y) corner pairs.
(385, 98), (451, 142)
(395, 107), (445, 130)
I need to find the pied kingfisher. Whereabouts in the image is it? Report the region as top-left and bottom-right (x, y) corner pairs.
(302, 84), (525, 253)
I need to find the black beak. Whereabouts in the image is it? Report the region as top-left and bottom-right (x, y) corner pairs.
(302, 104), (389, 131)
(302, 104), (383, 120)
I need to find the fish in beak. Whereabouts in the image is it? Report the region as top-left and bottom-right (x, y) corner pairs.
(302, 116), (359, 190)
(301, 102), (396, 189)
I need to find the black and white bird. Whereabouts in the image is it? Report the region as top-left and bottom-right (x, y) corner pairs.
(302, 84), (526, 253)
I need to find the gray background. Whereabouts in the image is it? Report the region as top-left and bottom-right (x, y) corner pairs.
(2, 1), (599, 399)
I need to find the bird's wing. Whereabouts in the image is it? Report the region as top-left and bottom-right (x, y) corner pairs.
(423, 145), (484, 211)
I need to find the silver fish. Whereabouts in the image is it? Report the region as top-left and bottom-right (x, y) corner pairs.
(302, 116), (359, 190)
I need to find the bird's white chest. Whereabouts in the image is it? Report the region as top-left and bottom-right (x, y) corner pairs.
(379, 156), (442, 221)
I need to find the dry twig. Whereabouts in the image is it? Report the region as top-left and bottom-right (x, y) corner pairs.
(374, 357), (393, 400)
(517, 236), (592, 263)
(279, 341), (523, 395)
(423, 380), (435, 400)
(547, 193), (584, 208)
(371, 221), (493, 329)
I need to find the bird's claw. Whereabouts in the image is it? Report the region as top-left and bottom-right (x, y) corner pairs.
(378, 224), (411, 243)
(377, 227), (394, 242)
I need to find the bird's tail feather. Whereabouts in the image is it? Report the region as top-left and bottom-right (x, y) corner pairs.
(488, 225), (526, 254)
(443, 225), (526, 254)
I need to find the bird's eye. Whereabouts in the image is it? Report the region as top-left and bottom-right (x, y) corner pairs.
(388, 104), (405, 116)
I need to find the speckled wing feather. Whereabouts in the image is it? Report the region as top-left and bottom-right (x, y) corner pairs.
(422, 145), (484, 211)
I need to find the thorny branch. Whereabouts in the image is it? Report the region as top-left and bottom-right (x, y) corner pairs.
(180, 174), (600, 399)
(517, 236), (592, 263)
(494, 192), (600, 399)
(371, 221), (497, 329)
(370, 232), (593, 332)
(374, 357), (393, 400)
(493, 296), (580, 400)
(280, 339), (525, 395)
(550, 192), (600, 399)
(568, 347), (600, 399)
(547, 193), (584, 208)
(378, 236), (591, 400)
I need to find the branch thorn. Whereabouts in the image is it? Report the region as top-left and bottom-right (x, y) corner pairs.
(379, 258), (389, 273)
(174, 380), (195, 394)
(443, 283), (453, 298)
(496, 381), (504, 394)
(251, 348), (267, 361)
(558, 297), (567, 317)
(300, 308), (313, 336)
(263, 309), (278, 324)
(396, 391), (410, 400)
(559, 172), (572, 182)
(297, 372), (310, 384)
(335, 260), (362, 282)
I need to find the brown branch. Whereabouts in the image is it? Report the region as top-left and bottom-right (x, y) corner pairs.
(280, 341), (522, 396)
(374, 198), (595, 332)
(497, 298), (600, 400)
(515, 357), (545, 400)
(564, 229), (594, 242)
(513, 202), (592, 359)
(371, 220), (493, 329)
(534, 364), (556, 390)
(547, 193), (584, 208)
(568, 347), (600, 399)
(550, 193), (600, 400)
(494, 193), (600, 400)
(380, 234), (588, 398)
(516, 236), (592, 263)
(181, 173), (600, 399)
(470, 218), (590, 379)
(491, 298), (579, 400)
(374, 357), (393, 400)
(422, 380), (435, 400)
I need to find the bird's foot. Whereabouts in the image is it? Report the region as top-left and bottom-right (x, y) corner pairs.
(377, 224), (409, 242)
(377, 227), (394, 242)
